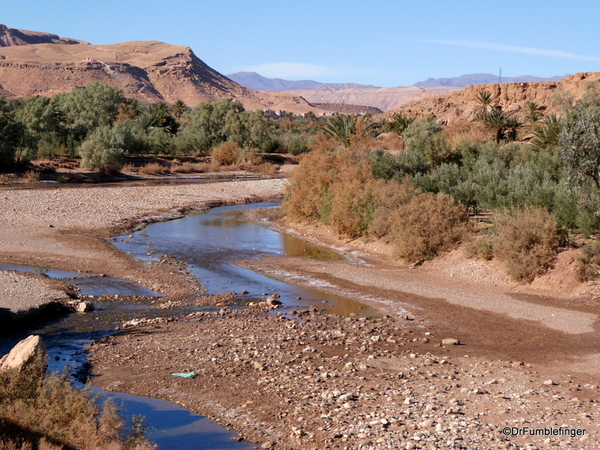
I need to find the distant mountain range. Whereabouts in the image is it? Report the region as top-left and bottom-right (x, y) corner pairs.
(413, 73), (568, 88)
(228, 71), (568, 91)
(227, 72), (381, 92)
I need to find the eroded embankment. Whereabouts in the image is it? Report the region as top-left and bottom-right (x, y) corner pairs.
(0, 270), (74, 336)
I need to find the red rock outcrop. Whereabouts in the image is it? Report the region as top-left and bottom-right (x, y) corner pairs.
(390, 72), (600, 123)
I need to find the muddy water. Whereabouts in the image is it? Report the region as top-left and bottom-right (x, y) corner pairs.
(1, 201), (373, 449)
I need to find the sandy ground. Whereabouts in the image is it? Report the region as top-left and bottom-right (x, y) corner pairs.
(3, 176), (600, 448)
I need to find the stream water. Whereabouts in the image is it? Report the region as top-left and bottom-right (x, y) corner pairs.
(0, 201), (372, 449)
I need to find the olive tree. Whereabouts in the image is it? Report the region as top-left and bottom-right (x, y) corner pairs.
(559, 106), (600, 190)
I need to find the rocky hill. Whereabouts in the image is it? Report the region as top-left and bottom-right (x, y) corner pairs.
(390, 72), (600, 123)
(0, 24), (87, 47)
(0, 26), (318, 113)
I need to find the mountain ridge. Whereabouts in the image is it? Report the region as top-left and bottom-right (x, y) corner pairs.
(414, 73), (567, 88)
(0, 25), (318, 113)
(0, 24), (87, 47)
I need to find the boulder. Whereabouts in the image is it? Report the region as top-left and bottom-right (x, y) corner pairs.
(441, 338), (460, 346)
(0, 335), (46, 372)
(76, 301), (95, 312)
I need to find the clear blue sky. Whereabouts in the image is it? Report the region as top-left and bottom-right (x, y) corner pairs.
(4, 0), (599, 87)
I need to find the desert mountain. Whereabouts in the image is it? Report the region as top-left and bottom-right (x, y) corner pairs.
(0, 26), (318, 113)
(413, 73), (567, 88)
(227, 72), (322, 91)
(390, 72), (600, 123)
(0, 24), (87, 47)
(227, 72), (381, 92)
(282, 85), (461, 112)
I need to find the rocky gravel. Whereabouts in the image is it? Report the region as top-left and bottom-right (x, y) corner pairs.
(0, 270), (69, 314)
(89, 308), (600, 450)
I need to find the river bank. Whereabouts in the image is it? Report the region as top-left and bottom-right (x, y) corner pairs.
(0, 177), (286, 303)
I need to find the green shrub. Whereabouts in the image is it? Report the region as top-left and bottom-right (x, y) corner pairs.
(390, 192), (470, 263)
(493, 207), (563, 282)
(78, 125), (131, 173)
(402, 117), (452, 167)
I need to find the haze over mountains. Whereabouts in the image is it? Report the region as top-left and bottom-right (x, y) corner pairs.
(227, 71), (567, 91)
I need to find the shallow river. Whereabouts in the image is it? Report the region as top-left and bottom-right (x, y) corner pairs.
(1, 202), (372, 449)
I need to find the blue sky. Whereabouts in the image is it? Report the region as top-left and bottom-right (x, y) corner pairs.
(4, 1), (599, 87)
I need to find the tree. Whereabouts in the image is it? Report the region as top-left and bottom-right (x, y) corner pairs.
(0, 96), (24, 168)
(472, 90), (496, 121)
(530, 115), (562, 151)
(57, 82), (125, 131)
(170, 100), (189, 121)
(559, 106), (600, 190)
(402, 117), (451, 167)
(525, 101), (543, 127)
(79, 125), (132, 173)
(320, 114), (357, 148)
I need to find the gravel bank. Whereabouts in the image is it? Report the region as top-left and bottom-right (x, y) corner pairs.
(90, 309), (600, 450)
(0, 270), (68, 314)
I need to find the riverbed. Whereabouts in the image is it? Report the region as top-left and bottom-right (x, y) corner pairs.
(1, 201), (374, 449)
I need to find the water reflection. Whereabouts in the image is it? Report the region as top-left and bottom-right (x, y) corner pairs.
(100, 390), (254, 450)
(113, 202), (373, 316)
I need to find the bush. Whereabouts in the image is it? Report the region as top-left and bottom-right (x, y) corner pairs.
(493, 207), (562, 282)
(402, 117), (452, 167)
(327, 152), (379, 238)
(369, 176), (421, 239)
(370, 149), (400, 180)
(0, 353), (154, 450)
(576, 241), (600, 282)
(282, 147), (337, 222)
(78, 125), (131, 174)
(390, 192), (470, 263)
(211, 141), (243, 166)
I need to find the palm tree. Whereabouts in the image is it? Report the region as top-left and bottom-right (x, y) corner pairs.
(472, 90), (496, 121)
(525, 101), (543, 127)
(481, 109), (508, 144)
(385, 114), (415, 135)
(504, 115), (524, 141)
(530, 115), (562, 150)
(320, 114), (357, 148)
(171, 100), (189, 121)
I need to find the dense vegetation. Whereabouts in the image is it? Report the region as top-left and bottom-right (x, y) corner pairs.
(2, 81), (600, 282)
(0, 82), (318, 174)
(284, 83), (600, 282)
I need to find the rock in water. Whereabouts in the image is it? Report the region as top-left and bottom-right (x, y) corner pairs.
(0, 335), (46, 372)
(76, 301), (95, 312)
